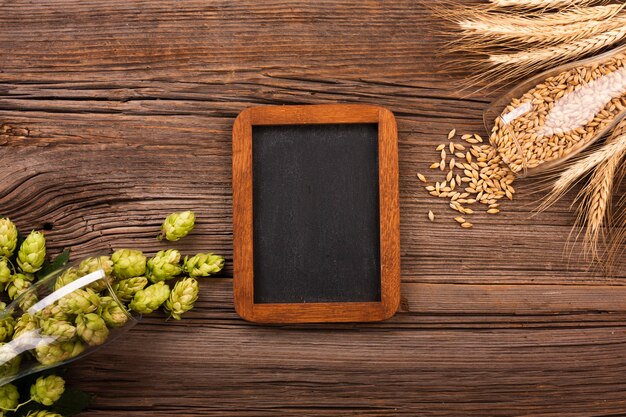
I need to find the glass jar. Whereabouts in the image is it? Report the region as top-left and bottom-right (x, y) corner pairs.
(485, 44), (626, 177)
(0, 256), (138, 386)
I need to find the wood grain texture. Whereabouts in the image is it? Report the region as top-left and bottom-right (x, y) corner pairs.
(1, 0), (625, 415)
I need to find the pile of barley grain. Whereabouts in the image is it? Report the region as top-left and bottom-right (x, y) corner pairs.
(418, 129), (516, 228)
(490, 52), (626, 174)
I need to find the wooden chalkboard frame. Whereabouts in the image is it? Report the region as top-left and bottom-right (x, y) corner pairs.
(232, 104), (400, 323)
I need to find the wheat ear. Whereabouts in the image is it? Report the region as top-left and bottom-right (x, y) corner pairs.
(456, 5), (626, 50)
(541, 121), (626, 210)
(486, 26), (626, 82)
(489, 0), (606, 9)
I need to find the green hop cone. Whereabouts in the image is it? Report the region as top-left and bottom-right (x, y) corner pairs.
(54, 267), (79, 291)
(30, 375), (65, 406)
(77, 256), (114, 292)
(0, 343), (21, 378)
(0, 258), (11, 291)
(34, 339), (84, 366)
(111, 249), (146, 279)
(113, 276), (148, 303)
(0, 316), (14, 343)
(58, 288), (100, 315)
(165, 278), (199, 320)
(7, 274), (38, 311)
(40, 318), (77, 342)
(0, 383), (19, 411)
(39, 303), (69, 322)
(100, 298), (129, 328)
(0, 218), (18, 258)
(76, 313), (109, 346)
(183, 253), (224, 278)
(25, 411), (64, 417)
(146, 249), (182, 283)
(0, 302), (5, 311)
(12, 313), (38, 341)
(17, 230), (46, 273)
(129, 281), (170, 314)
(159, 210), (195, 241)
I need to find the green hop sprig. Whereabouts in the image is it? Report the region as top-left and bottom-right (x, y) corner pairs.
(113, 277), (148, 303)
(40, 318), (77, 342)
(17, 230), (46, 273)
(0, 218), (18, 258)
(165, 278), (199, 320)
(76, 313), (109, 346)
(183, 253), (224, 278)
(34, 339), (84, 366)
(0, 316), (15, 343)
(25, 410), (64, 417)
(54, 267), (79, 291)
(0, 258), (11, 291)
(30, 375), (65, 406)
(0, 343), (21, 378)
(58, 288), (100, 315)
(159, 211), (195, 241)
(111, 249), (146, 279)
(146, 249), (182, 283)
(129, 281), (170, 314)
(0, 383), (19, 412)
(100, 297), (129, 328)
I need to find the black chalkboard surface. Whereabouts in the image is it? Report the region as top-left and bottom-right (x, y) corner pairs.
(232, 104), (400, 323)
(252, 123), (381, 304)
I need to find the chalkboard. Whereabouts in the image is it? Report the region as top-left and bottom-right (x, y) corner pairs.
(232, 104), (400, 323)
(252, 123), (381, 304)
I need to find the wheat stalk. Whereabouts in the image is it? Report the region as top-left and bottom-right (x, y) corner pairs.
(456, 5), (626, 50)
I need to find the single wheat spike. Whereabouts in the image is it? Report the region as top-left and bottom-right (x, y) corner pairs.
(456, 5), (626, 49)
(542, 124), (626, 211)
(488, 26), (626, 79)
(490, 0), (605, 9)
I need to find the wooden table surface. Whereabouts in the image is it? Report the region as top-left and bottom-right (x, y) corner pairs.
(2, 1), (626, 416)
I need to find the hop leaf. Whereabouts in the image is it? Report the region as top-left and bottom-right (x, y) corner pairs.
(0, 316), (14, 343)
(146, 249), (182, 283)
(40, 318), (77, 342)
(100, 298), (129, 328)
(76, 313), (109, 346)
(0, 218), (18, 259)
(0, 342), (21, 379)
(57, 288), (100, 315)
(111, 249), (146, 279)
(34, 339), (84, 366)
(0, 258), (11, 290)
(183, 253), (224, 278)
(0, 383), (19, 411)
(17, 230), (46, 273)
(159, 211), (195, 241)
(165, 278), (199, 320)
(30, 375), (65, 406)
(113, 277), (148, 303)
(129, 281), (170, 314)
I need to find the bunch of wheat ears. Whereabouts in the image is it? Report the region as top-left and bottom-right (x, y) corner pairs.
(442, 0), (626, 268)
